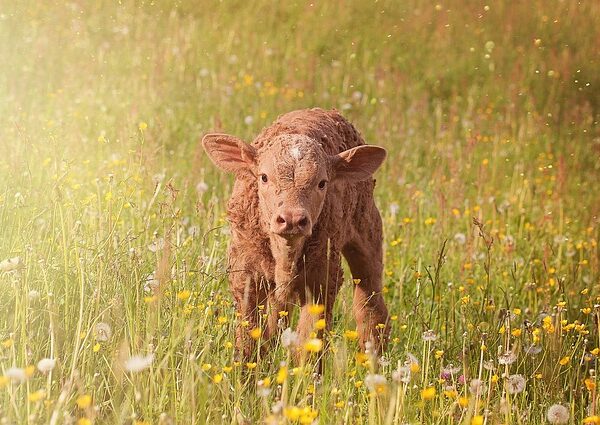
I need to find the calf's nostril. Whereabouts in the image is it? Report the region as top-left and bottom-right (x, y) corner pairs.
(276, 215), (286, 225)
(298, 217), (308, 228)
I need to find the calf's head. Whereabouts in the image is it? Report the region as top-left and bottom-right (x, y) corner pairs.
(202, 133), (386, 242)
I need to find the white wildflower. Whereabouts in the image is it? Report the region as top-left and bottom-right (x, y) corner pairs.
(365, 373), (387, 393)
(4, 367), (27, 382)
(124, 354), (154, 373)
(454, 233), (467, 245)
(244, 115), (254, 126)
(147, 238), (165, 252)
(28, 290), (40, 301)
(392, 365), (411, 384)
(144, 272), (159, 293)
(196, 181), (209, 194)
(0, 257), (22, 272)
(525, 345), (542, 356)
(546, 404), (569, 424)
(37, 358), (56, 373)
(422, 330), (438, 342)
(506, 374), (526, 394)
(389, 203), (400, 217)
(498, 350), (517, 365)
(94, 322), (112, 342)
(281, 328), (299, 348)
(469, 378), (487, 396)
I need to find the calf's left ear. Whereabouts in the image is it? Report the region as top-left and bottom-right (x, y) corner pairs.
(332, 145), (387, 181)
(202, 133), (257, 174)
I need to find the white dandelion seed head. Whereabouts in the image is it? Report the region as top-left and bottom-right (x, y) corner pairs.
(4, 367), (27, 382)
(147, 238), (165, 253)
(469, 378), (487, 396)
(389, 203), (400, 216)
(525, 345), (542, 356)
(506, 374), (526, 394)
(546, 404), (569, 424)
(281, 327), (299, 348)
(378, 356), (391, 367)
(498, 350), (517, 365)
(392, 366), (411, 384)
(94, 322), (112, 342)
(441, 364), (461, 375)
(124, 354), (154, 373)
(244, 115), (254, 126)
(422, 330), (438, 342)
(454, 233), (467, 245)
(28, 290), (41, 301)
(365, 374), (387, 392)
(36, 358), (56, 373)
(196, 181), (209, 194)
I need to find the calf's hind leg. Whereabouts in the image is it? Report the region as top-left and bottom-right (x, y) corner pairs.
(343, 218), (389, 353)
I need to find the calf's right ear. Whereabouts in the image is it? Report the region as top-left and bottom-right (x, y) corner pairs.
(202, 133), (257, 174)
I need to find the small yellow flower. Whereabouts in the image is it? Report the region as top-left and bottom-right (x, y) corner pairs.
(0, 376), (8, 387)
(511, 329), (522, 337)
(213, 373), (223, 384)
(143, 296), (156, 304)
(421, 387), (436, 400)
(1, 339), (13, 348)
(217, 316), (228, 325)
(77, 419), (92, 425)
(278, 310), (288, 318)
(435, 350), (444, 359)
(177, 290), (191, 301)
(344, 330), (359, 340)
(304, 338), (323, 353)
(443, 389), (458, 398)
(491, 374), (499, 383)
(471, 415), (484, 425)
(354, 380), (363, 388)
(458, 396), (470, 408)
(93, 343), (101, 353)
(250, 327), (262, 340)
(585, 378), (596, 391)
(201, 363), (212, 372)
(25, 365), (35, 377)
(315, 319), (326, 330)
(410, 362), (420, 374)
(276, 366), (288, 384)
(583, 416), (600, 425)
(76, 394), (92, 409)
(308, 304), (325, 315)
(28, 389), (46, 402)
(246, 362), (257, 370)
(559, 356), (570, 366)
(138, 122), (148, 131)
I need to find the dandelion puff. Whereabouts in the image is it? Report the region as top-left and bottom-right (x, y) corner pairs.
(94, 322), (112, 342)
(546, 404), (569, 424)
(124, 354), (154, 373)
(5, 367), (27, 382)
(454, 233), (467, 245)
(0, 257), (22, 272)
(392, 366), (411, 384)
(281, 328), (299, 348)
(147, 238), (165, 252)
(144, 272), (159, 293)
(28, 290), (41, 301)
(365, 374), (387, 394)
(196, 181), (209, 194)
(36, 358), (56, 373)
(389, 203), (400, 217)
(244, 115), (254, 126)
(469, 378), (487, 396)
(506, 374), (526, 394)
(422, 330), (438, 342)
(498, 350), (517, 365)
(525, 345), (542, 356)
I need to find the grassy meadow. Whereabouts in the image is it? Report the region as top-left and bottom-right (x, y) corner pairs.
(1, 1), (599, 423)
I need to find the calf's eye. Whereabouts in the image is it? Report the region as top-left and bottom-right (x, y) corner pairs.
(318, 180), (327, 189)
(260, 174), (268, 183)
